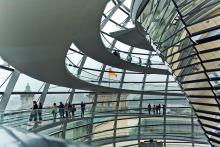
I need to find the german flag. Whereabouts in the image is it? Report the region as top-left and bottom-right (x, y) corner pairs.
(108, 68), (117, 77)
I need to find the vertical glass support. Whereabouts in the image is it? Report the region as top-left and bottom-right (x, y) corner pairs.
(163, 74), (169, 147)
(138, 74), (147, 144)
(113, 92), (122, 147)
(88, 93), (98, 143)
(88, 64), (105, 143)
(61, 121), (67, 139)
(0, 69), (20, 112)
(68, 89), (75, 104)
(138, 51), (152, 144)
(113, 71), (125, 147)
(77, 55), (87, 76)
(191, 108), (195, 147)
(39, 83), (50, 106)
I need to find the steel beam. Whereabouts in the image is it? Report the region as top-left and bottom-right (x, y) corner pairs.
(0, 69), (20, 112)
(39, 83), (50, 106)
(163, 74), (169, 147)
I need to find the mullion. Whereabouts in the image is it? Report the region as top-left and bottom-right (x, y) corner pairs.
(187, 95), (216, 98)
(165, 44), (194, 59)
(196, 34), (220, 45)
(182, 77), (220, 84)
(172, 61), (201, 72)
(173, 56), (220, 72)
(162, 37), (192, 52)
(180, 0), (205, 18)
(160, 15), (185, 47)
(154, 1), (174, 41)
(188, 13), (220, 27)
(177, 0), (195, 9)
(169, 53), (196, 65)
(184, 87), (217, 91)
(199, 47), (220, 54)
(190, 102), (218, 107)
(195, 109), (220, 117)
(183, 0), (220, 22)
(198, 115), (220, 123)
(191, 24), (220, 37)
(171, 0), (220, 110)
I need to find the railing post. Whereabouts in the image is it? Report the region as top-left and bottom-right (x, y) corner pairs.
(163, 74), (169, 147)
(61, 121), (67, 139)
(138, 51), (152, 144)
(191, 108), (195, 147)
(113, 71), (125, 147)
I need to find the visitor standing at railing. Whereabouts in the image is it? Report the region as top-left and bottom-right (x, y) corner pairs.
(52, 103), (58, 121)
(68, 103), (72, 117)
(113, 50), (120, 58)
(163, 104), (166, 115)
(64, 103), (68, 118)
(59, 102), (64, 118)
(158, 104), (161, 115)
(81, 101), (86, 118)
(72, 104), (76, 118)
(152, 105), (156, 115)
(113, 50), (117, 56)
(38, 102), (42, 123)
(148, 104), (151, 115)
(29, 101), (38, 123)
(138, 57), (142, 65)
(156, 105), (159, 115)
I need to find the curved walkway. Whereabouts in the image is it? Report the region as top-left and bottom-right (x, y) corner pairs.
(1, 106), (189, 132)
(68, 0), (169, 74)
(0, 123), (208, 147)
(0, 126), (89, 147)
(0, 0), (170, 92)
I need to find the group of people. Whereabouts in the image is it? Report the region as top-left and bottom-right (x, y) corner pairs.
(51, 101), (86, 120)
(29, 101), (42, 123)
(113, 50), (133, 63)
(113, 50), (143, 65)
(147, 104), (165, 115)
(29, 101), (86, 124)
(51, 102), (74, 120)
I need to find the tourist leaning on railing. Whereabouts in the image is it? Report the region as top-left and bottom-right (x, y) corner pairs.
(64, 103), (68, 118)
(38, 102), (42, 123)
(29, 101), (38, 123)
(81, 101), (86, 118)
(72, 104), (76, 118)
(58, 102), (65, 118)
(51, 103), (58, 121)
(68, 103), (72, 117)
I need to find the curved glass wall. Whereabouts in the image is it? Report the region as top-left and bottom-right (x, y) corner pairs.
(100, 0), (166, 69)
(0, 55), (208, 146)
(0, 0), (215, 147)
(139, 0), (220, 146)
(66, 47), (179, 92)
(34, 94), (208, 147)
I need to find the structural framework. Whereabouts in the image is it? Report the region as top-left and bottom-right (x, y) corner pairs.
(0, 0), (219, 147)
